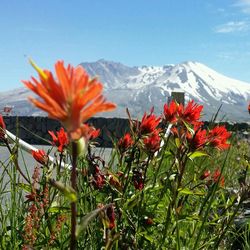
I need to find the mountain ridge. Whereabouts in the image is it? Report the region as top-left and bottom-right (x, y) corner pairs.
(0, 59), (249, 121)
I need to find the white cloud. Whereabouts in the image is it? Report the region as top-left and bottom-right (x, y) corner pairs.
(234, 0), (250, 13)
(214, 21), (249, 33)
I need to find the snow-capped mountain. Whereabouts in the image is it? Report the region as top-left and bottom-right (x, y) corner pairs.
(80, 60), (250, 121)
(0, 59), (249, 121)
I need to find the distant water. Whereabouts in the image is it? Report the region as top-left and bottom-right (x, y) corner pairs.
(0, 145), (112, 183)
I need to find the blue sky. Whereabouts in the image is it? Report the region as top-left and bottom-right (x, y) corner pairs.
(1, 0), (250, 91)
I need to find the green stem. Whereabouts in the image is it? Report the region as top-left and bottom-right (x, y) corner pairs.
(159, 148), (188, 248)
(177, 152), (188, 188)
(152, 126), (172, 187)
(70, 141), (78, 250)
(192, 149), (230, 250)
(5, 139), (30, 184)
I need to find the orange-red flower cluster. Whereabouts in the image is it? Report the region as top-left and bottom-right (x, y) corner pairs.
(80, 123), (100, 141)
(166, 101), (231, 151)
(118, 133), (133, 153)
(178, 100), (203, 125)
(133, 108), (162, 154)
(163, 100), (203, 126)
(139, 111), (161, 135)
(143, 131), (161, 153)
(163, 101), (178, 123)
(48, 127), (69, 152)
(186, 128), (207, 150)
(178, 124), (231, 151)
(23, 60), (116, 140)
(208, 126), (231, 150)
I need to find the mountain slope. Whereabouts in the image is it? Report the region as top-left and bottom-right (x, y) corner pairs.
(0, 60), (249, 121)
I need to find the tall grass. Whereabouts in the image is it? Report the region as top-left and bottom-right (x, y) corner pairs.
(0, 109), (249, 249)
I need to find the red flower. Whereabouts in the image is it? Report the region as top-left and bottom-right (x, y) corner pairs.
(200, 170), (210, 180)
(0, 115), (6, 140)
(32, 149), (48, 165)
(93, 174), (105, 189)
(213, 169), (220, 182)
(163, 100), (178, 123)
(25, 193), (37, 202)
(132, 168), (144, 190)
(143, 131), (161, 153)
(208, 126), (231, 150)
(106, 205), (116, 229)
(118, 133), (133, 152)
(48, 127), (69, 152)
(88, 127), (100, 140)
(186, 128), (207, 150)
(178, 100), (203, 125)
(23, 60), (116, 140)
(92, 165), (105, 189)
(212, 169), (225, 187)
(170, 126), (178, 137)
(86, 124), (100, 140)
(139, 111), (161, 135)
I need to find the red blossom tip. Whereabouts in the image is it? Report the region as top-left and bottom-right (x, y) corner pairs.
(31, 149), (48, 165)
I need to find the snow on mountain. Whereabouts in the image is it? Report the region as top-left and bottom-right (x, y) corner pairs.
(0, 60), (249, 121)
(125, 65), (168, 89)
(159, 61), (249, 101)
(151, 61), (249, 106)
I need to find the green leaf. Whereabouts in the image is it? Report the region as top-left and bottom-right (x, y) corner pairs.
(183, 120), (195, 135)
(144, 183), (163, 192)
(188, 151), (208, 160)
(17, 183), (31, 193)
(138, 232), (154, 242)
(178, 188), (205, 196)
(175, 138), (181, 148)
(49, 179), (77, 202)
(124, 192), (142, 210)
(164, 150), (172, 158)
(75, 203), (112, 239)
(48, 206), (70, 213)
